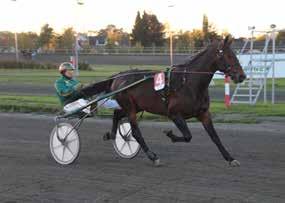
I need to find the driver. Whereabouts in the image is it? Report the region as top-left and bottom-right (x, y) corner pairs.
(54, 62), (120, 114)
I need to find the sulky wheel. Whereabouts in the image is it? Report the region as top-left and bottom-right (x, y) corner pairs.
(112, 121), (141, 159)
(49, 123), (80, 165)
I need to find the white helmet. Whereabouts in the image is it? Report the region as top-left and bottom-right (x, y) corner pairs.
(59, 62), (75, 74)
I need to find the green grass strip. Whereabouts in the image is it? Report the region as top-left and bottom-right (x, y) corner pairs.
(1, 66), (285, 88)
(0, 94), (285, 123)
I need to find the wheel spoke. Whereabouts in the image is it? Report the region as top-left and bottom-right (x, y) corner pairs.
(121, 124), (132, 138)
(122, 125), (131, 136)
(65, 145), (75, 157)
(53, 144), (63, 150)
(58, 127), (69, 140)
(126, 130), (132, 137)
(61, 146), (66, 160)
(120, 142), (127, 152)
(127, 142), (133, 154)
(66, 138), (77, 144)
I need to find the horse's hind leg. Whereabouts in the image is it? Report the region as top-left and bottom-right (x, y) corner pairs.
(198, 111), (240, 167)
(128, 111), (160, 166)
(103, 109), (126, 140)
(164, 115), (192, 143)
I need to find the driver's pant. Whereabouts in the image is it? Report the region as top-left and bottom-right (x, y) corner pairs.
(63, 99), (91, 114)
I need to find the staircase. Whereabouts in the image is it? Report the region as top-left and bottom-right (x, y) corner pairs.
(231, 30), (273, 105)
(231, 64), (271, 104)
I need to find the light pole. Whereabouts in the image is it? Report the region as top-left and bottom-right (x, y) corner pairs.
(168, 3), (175, 66)
(248, 26), (255, 105)
(74, 0), (84, 76)
(11, 0), (19, 62)
(14, 32), (19, 62)
(270, 24), (276, 104)
(169, 30), (173, 66)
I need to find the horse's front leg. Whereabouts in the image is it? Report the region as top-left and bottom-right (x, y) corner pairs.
(164, 114), (192, 143)
(198, 111), (240, 167)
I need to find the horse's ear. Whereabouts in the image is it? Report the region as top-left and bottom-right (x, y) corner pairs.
(224, 35), (229, 44)
(224, 35), (233, 46)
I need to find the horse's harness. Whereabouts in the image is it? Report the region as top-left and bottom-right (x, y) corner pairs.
(157, 45), (240, 108)
(216, 44), (241, 76)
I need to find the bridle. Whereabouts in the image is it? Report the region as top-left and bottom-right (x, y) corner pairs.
(216, 45), (240, 76)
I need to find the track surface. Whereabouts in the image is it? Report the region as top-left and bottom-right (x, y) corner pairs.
(0, 113), (285, 202)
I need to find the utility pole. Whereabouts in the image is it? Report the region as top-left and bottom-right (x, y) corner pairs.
(11, 0), (19, 62)
(74, 0), (85, 76)
(271, 24), (276, 104)
(248, 26), (255, 105)
(168, 3), (175, 66)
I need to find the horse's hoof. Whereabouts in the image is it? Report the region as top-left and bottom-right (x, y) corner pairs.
(103, 132), (111, 141)
(229, 160), (240, 167)
(153, 158), (161, 167)
(163, 130), (176, 143)
(103, 132), (116, 141)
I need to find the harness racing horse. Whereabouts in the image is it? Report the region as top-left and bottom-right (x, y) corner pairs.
(102, 36), (246, 166)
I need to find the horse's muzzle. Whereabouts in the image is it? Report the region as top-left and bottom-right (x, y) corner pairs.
(231, 73), (246, 84)
(238, 74), (246, 83)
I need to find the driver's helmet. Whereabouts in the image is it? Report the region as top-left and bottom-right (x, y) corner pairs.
(59, 62), (75, 74)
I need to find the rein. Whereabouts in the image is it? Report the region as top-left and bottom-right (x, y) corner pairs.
(106, 68), (224, 81)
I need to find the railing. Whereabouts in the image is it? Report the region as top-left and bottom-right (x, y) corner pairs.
(1, 45), (285, 55)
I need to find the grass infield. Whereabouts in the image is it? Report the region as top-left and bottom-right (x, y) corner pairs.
(1, 66), (285, 88)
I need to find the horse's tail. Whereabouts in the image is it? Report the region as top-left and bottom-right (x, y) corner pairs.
(95, 78), (114, 93)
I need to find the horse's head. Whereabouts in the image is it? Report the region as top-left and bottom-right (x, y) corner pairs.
(214, 36), (246, 83)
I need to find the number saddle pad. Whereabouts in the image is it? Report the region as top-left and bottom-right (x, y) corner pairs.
(154, 72), (165, 91)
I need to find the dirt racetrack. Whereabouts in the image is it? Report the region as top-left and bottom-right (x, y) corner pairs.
(0, 113), (284, 202)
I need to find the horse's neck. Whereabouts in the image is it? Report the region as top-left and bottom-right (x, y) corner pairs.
(173, 45), (219, 92)
(195, 66), (215, 89)
(187, 57), (217, 91)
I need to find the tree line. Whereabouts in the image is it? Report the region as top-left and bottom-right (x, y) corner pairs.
(0, 25), (76, 51)
(1, 11), (284, 52)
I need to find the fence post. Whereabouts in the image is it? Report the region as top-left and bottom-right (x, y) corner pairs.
(70, 56), (75, 66)
(225, 75), (231, 108)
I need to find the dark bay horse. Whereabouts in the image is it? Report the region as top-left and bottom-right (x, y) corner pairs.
(103, 37), (246, 166)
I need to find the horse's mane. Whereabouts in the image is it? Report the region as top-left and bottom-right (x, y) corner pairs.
(184, 49), (208, 65)
(175, 42), (218, 69)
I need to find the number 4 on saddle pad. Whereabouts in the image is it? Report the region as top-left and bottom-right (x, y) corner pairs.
(154, 72), (165, 91)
